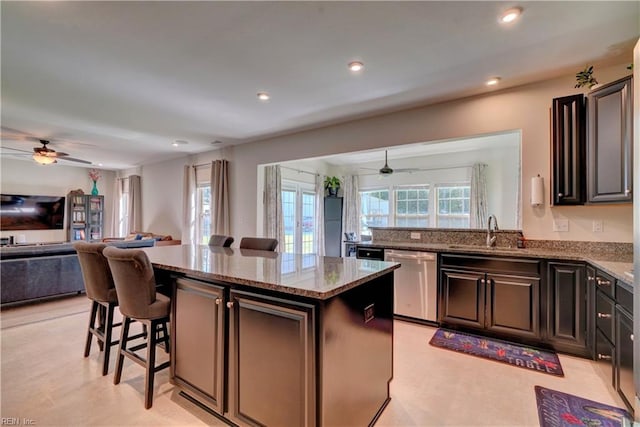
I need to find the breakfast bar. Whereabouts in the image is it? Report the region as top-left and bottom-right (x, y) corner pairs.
(143, 244), (399, 427)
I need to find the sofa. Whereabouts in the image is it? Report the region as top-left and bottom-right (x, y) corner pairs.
(103, 231), (181, 246)
(0, 239), (156, 306)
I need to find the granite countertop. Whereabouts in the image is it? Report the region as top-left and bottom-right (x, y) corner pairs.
(143, 244), (399, 300)
(358, 240), (634, 289)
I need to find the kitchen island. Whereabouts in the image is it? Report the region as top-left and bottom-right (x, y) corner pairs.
(143, 244), (399, 427)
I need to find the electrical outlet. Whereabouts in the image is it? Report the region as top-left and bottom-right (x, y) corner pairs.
(364, 304), (375, 323)
(593, 220), (603, 232)
(553, 219), (569, 232)
(410, 232), (421, 240)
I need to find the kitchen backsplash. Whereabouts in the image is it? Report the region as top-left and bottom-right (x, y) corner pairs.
(369, 227), (633, 255)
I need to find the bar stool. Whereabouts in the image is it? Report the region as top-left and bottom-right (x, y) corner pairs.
(208, 234), (234, 247)
(103, 246), (170, 409)
(239, 237), (278, 251)
(73, 242), (121, 376)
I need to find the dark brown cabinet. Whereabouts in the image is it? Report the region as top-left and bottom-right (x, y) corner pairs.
(546, 262), (589, 357)
(439, 254), (541, 342)
(172, 278), (226, 413)
(587, 75), (633, 203)
(552, 94), (586, 205)
(615, 305), (634, 411)
(227, 290), (315, 427)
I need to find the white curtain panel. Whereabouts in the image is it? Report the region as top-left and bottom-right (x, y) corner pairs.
(210, 159), (230, 235)
(470, 163), (488, 229)
(181, 165), (196, 244)
(263, 165), (284, 248)
(127, 174), (142, 233)
(342, 175), (360, 242)
(315, 174), (325, 255)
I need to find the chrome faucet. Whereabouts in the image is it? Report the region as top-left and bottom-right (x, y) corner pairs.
(486, 215), (499, 247)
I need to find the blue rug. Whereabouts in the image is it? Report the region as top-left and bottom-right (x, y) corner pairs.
(535, 386), (632, 427)
(429, 328), (563, 376)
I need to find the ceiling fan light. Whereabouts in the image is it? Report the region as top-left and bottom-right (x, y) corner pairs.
(33, 153), (56, 165)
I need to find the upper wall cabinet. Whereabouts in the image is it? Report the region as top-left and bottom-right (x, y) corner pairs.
(552, 94), (586, 205)
(587, 75), (633, 203)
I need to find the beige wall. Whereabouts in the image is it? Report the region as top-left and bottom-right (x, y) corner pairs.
(0, 159), (116, 243)
(211, 61), (632, 242)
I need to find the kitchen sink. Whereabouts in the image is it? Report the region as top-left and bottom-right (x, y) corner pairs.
(446, 244), (517, 252)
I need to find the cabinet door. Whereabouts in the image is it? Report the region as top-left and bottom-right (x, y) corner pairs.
(172, 278), (225, 413)
(587, 75), (633, 203)
(595, 328), (615, 386)
(486, 273), (540, 339)
(227, 290), (315, 427)
(615, 306), (634, 412)
(552, 94), (586, 205)
(439, 269), (485, 330)
(546, 262), (588, 356)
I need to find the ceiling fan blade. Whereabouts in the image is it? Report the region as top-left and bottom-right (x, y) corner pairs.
(1, 146), (32, 154)
(59, 156), (92, 165)
(54, 151), (70, 157)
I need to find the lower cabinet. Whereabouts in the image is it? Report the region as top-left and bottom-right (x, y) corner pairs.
(439, 254), (541, 342)
(546, 262), (589, 356)
(227, 290), (315, 427)
(615, 305), (634, 411)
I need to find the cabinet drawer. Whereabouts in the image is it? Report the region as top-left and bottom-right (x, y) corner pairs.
(595, 290), (615, 341)
(356, 247), (384, 260)
(595, 270), (615, 298)
(616, 282), (633, 314)
(440, 254), (540, 276)
(595, 328), (615, 386)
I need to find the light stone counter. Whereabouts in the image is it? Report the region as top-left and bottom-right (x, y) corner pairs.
(143, 244), (400, 300)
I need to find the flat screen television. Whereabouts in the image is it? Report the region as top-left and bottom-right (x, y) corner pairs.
(0, 194), (66, 230)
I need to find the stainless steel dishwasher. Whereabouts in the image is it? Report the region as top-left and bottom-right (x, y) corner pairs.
(384, 249), (437, 322)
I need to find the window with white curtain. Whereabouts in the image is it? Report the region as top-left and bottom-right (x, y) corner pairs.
(193, 164), (212, 245)
(394, 186), (429, 227)
(118, 177), (129, 236)
(281, 180), (316, 254)
(436, 185), (470, 228)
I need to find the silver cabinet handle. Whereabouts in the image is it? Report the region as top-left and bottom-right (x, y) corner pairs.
(631, 334), (634, 342)
(624, 189), (630, 195)
(597, 313), (612, 319)
(226, 301), (234, 308)
(215, 298), (222, 305)
(587, 276), (594, 281)
(596, 278), (611, 286)
(597, 354), (612, 361)
(558, 193), (564, 197)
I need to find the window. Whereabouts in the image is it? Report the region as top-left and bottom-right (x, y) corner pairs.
(436, 185), (470, 228)
(360, 189), (390, 236)
(281, 181), (316, 254)
(196, 184), (211, 244)
(394, 186), (429, 227)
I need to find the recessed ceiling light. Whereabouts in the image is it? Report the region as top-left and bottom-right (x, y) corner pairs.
(348, 61), (364, 72)
(172, 140), (188, 147)
(98, 163), (103, 166)
(257, 92), (270, 101)
(486, 77), (501, 86)
(210, 140), (223, 145)
(499, 7), (522, 24)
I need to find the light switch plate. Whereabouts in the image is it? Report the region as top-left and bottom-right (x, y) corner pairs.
(410, 232), (421, 240)
(592, 220), (603, 232)
(553, 219), (569, 232)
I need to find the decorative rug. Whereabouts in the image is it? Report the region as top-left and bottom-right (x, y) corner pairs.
(428, 328), (564, 376)
(535, 386), (632, 427)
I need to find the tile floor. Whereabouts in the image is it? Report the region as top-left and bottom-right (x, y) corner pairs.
(0, 295), (625, 426)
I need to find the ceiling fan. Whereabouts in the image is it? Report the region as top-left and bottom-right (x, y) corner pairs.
(361, 150), (422, 176)
(1, 127), (92, 165)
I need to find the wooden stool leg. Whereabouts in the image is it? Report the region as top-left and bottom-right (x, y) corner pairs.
(114, 316), (131, 385)
(144, 320), (157, 409)
(102, 303), (115, 376)
(84, 301), (99, 357)
(97, 305), (106, 352)
(162, 321), (170, 354)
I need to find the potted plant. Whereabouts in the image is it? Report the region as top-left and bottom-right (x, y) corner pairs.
(324, 176), (341, 197)
(574, 65), (598, 89)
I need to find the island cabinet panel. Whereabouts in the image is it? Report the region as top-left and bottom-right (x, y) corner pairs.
(486, 274), (540, 339)
(227, 290), (315, 427)
(545, 262), (589, 356)
(171, 278), (225, 413)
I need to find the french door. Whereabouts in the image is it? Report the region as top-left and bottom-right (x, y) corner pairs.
(282, 182), (316, 254)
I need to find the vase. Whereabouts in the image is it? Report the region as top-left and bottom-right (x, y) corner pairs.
(91, 180), (99, 196)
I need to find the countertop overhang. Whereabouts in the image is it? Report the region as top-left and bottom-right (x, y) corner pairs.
(143, 245), (399, 300)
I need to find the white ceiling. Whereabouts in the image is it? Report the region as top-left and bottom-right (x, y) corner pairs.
(1, 1), (638, 170)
